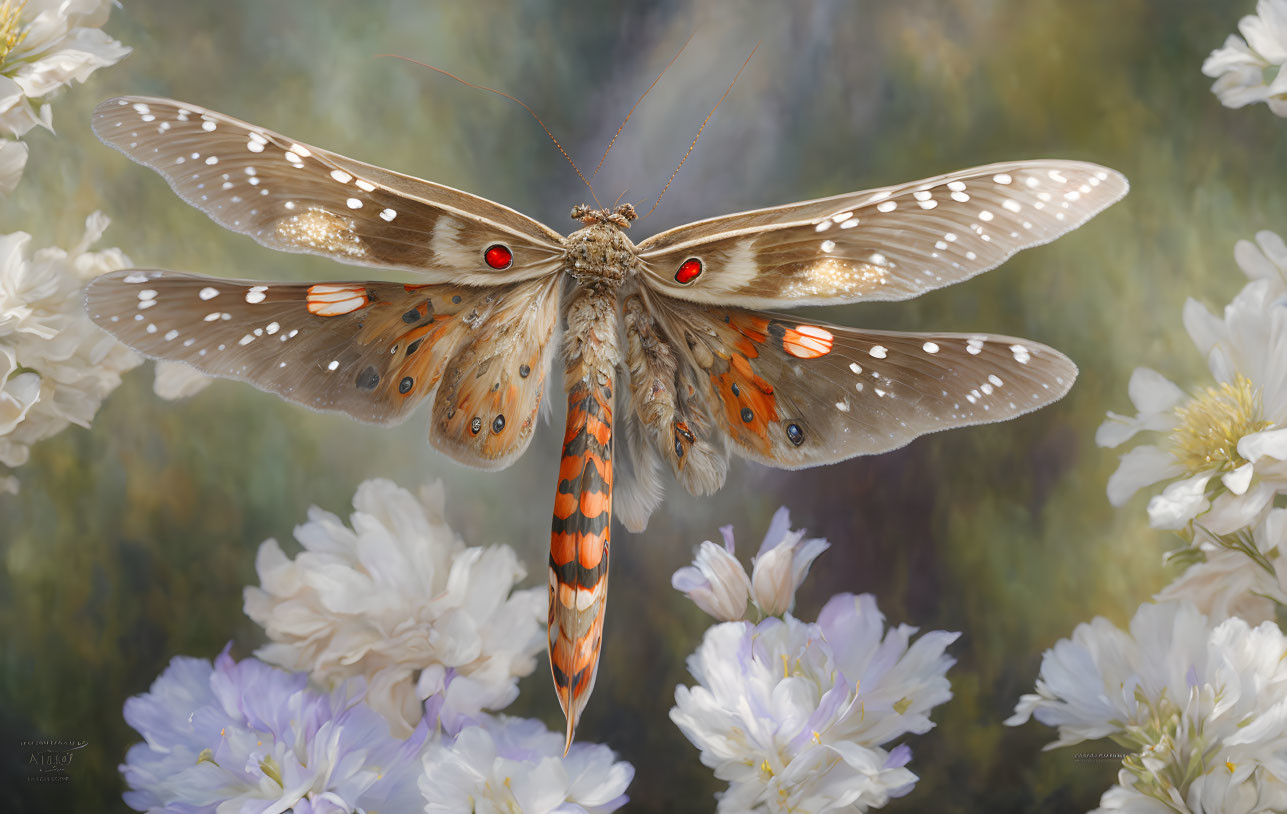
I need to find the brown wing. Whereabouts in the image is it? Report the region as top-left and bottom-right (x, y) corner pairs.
(635, 288), (1076, 471)
(635, 160), (1127, 308)
(93, 97), (565, 284)
(86, 269), (560, 468)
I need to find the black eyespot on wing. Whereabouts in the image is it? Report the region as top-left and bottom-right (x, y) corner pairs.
(492, 414), (506, 433)
(785, 422), (804, 446)
(356, 366), (380, 390)
(470, 416), (482, 435)
(399, 376), (414, 394)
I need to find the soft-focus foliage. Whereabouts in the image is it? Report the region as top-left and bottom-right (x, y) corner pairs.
(1008, 601), (1287, 813)
(0, 212), (140, 481)
(244, 478), (547, 738)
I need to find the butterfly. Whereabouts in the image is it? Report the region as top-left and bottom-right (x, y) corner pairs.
(86, 96), (1127, 750)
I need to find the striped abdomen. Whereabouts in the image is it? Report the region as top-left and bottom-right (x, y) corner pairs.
(549, 286), (618, 752)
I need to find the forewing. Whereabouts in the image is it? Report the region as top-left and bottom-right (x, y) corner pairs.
(86, 269), (560, 468)
(93, 97), (565, 284)
(641, 291), (1076, 469)
(636, 160), (1127, 307)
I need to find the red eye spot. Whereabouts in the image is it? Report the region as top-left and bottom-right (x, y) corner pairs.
(675, 257), (703, 284)
(484, 244), (513, 270)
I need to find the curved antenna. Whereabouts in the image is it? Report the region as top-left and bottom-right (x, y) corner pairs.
(592, 30), (695, 180)
(642, 42), (759, 220)
(379, 54), (600, 209)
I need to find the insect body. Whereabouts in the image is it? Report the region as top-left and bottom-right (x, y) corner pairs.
(85, 97), (1128, 748)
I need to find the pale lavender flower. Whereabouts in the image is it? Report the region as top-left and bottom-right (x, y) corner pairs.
(1008, 601), (1287, 812)
(749, 506), (830, 616)
(671, 594), (957, 813)
(672, 507), (829, 621)
(672, 524), (751, 622)
(121, 647), (426, 814)
(419, 715), (633, 813)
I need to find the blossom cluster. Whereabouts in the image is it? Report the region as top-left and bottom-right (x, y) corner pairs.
(670, 509), (958, 813)
(1004, 10), (1287, 809)
(0, 213), (141, 492)
(1022, 233), (1287, 813)
(122, 479), (634, 813)
(0, 0), (130, 192)
(1204, 0), (1287, 117)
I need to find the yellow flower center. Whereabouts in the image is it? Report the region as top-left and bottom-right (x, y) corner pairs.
(1170, 374), (1270, 475)
(0, 1), (26, 67)
(259, 755), (283, 787)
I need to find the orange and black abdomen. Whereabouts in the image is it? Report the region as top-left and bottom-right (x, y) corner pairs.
(549, 286), (619, 751)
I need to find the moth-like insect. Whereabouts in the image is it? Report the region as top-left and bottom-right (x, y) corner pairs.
(86, 95), (1126, 749)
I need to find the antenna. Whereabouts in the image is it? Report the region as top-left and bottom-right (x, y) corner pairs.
(642, 42), (759, 220)
(379, 54), (600, 209)
(592, 30), (695, 180)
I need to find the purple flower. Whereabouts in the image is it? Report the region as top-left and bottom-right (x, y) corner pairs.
(121, 646), (425, 813)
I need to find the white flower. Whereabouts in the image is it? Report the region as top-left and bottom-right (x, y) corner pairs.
(0, 212), (140, 475)
(0, 137), (25, 193)
(672, 525), (751, 621)
(748, 506), (830, 616)
(419, 715), (634, 813)
(1098, 252), (1287, 533)
(1204, 0), (1287, 116)
(244, 478), (546, 739)
(1156, 508), (1287, 624)
(152, 360), (212, 400)
(1008, 601), (1287, 812)
(121, 647), (428, 814)
(1235, 230), (1287, 290)
(671, 594), (957, 813)
(0, 0), (129, 139)
(673, 507), (829, 621)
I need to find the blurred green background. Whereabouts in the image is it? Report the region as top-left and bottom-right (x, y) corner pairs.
(2, 0), (1282, 811)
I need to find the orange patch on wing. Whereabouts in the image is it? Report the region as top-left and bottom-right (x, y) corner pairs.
(306, 283), (369, 316)
(783, 325), (835, 359)
(714, 354), (780, 453)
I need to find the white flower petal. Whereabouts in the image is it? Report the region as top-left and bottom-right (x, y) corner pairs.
(0, 139), (28, 194)
(246, 479), (546, 738)
(152, 360), (213, 401)
(1221, 461), (1256, 495)
(1146, 473), (1212, 529)
(1106, 445), (1184, 506)
(1237, 427), (1287, 462)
